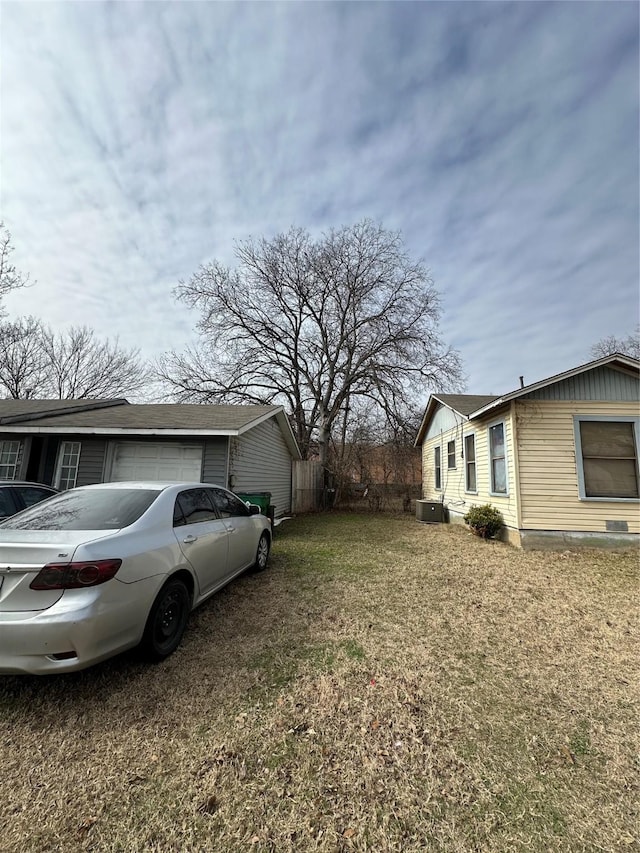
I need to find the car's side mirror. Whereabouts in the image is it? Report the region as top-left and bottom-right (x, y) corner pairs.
(246, 502), (261, 515)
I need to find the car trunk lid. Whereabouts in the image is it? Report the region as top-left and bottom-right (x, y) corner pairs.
(0, 530), (108, 612)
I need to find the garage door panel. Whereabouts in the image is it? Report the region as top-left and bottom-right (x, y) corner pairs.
(111, 443), (203, 482)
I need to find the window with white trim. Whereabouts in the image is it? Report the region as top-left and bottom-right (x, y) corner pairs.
(0, 440), (23, 480)
(447, 439), (456, 469)
(575, 417), (639, 500)
(489, 422), (507, 494)
(55, 441), (82, 490)
(434, 446), (442, 490)
(464, 433), (476, 492)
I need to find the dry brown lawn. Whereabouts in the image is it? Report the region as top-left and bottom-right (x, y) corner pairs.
(0, 513), (638, 852)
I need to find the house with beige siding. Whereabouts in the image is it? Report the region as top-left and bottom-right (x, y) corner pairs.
(0, 400), (301, 516)
(415, 354), (640, 549)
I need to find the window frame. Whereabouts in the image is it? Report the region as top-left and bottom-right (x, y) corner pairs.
(447, 439), (456, 470)
(174, 488), (219, 526)
(209, 487), (251, 518)
(54, 441), (82, 491)
(0, 440), (23, 480)
(464, 433), (477, 494)
(488, 420), (508, 496)
(434, 445), (442, 491)
(573, 415), (640, 502)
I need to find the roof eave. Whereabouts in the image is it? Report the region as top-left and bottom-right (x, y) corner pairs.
(414, 394), (468, 446)
(2, 426), (242, 437)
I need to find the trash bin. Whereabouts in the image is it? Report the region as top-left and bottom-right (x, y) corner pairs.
(235, 492), (272, 516)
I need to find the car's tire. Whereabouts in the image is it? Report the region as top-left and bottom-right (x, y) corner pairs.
(141, 578), (191, 661)
(254, 532), (270, 572)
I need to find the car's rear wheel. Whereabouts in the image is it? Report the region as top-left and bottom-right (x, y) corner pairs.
(254, 533), (270, 572)
(141, 578), (191, 661)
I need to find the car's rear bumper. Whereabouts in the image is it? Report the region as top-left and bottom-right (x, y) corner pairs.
(0, 577), (160, 674)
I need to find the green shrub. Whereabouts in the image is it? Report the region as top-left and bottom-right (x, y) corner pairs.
(464, 503), (504, 539)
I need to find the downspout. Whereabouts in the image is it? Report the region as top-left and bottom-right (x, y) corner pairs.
(225, 437), (232, 490)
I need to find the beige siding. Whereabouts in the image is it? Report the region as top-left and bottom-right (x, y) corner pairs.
(420, 404), (520, 531)
(515, 400), (640, 533)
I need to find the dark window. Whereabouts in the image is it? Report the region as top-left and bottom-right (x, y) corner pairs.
(173, 501), (186, 527)
(447, 440), (456, 469)
(0, 488), (17, 519)
(14, 486), (57, 509)
(434, 446), (442, 490)
(1, 489), (160, 530)
(464, 434), (476, 492)
(209, 487), (250, 518)
(579, 421), (639, 499)
(174, 489), (218, 525)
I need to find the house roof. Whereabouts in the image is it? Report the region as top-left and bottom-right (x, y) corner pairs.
(432, 394), (499, 416)
(0, 400), (302, 459)
(0, 399), (126, 424)
(414, 394), (499, 445)
(415, 352), (640, 445)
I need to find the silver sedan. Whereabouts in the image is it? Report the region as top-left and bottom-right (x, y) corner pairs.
(0, 482), (272, 674)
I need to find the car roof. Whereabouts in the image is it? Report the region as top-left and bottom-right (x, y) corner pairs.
(72, 481), (227, 491)
(0, 480), (57, 488)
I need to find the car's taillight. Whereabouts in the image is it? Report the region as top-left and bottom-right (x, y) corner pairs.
(29, 559), (122, 590)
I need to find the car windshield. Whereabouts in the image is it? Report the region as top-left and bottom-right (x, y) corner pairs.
(0, 489), (161, 531)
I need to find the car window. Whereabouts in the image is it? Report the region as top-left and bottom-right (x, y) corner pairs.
(174, 489), (218, 526)
(14, 486), (56, 508)
(0, 487), (16, 518)
(0, 489), (160, 530)
(209, 487), (250, 519)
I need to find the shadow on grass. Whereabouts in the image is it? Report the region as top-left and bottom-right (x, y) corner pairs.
(0, 554), (319, 724)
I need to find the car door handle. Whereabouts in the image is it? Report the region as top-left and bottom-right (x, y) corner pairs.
(182, 534), (198, 544)
(226, 526), (235, 533)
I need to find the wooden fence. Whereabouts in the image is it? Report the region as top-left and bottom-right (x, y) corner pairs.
(292, 460), (324, 512)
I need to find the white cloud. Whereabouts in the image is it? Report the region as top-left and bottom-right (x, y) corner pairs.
(1, 1), (638, 394)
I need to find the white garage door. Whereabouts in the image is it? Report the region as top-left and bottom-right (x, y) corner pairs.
(110, 443), (203, 482)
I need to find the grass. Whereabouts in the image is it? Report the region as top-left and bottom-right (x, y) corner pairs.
(0, 513), (637, 852)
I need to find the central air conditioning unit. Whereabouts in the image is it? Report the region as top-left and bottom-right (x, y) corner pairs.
(416, 500), (445, 523)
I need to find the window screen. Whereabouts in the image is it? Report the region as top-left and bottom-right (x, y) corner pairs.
(489, 423), (507, 494)
(465, 434), (476, 492)
(579, 421), (639, 499)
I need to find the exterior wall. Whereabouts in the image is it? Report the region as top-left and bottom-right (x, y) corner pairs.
(0, 428), (292, 507)
(424, 405), (460, 439)
(515, 399), (640, 534)
(0, 434), (107, 488)
(232, 417), (293, 515)
(524, 365), (638, 402)
(519, 529), (638, 551)
(76, 439), (108, 487)
(420, 404), (520, 533)
(202, 437), (228, 485)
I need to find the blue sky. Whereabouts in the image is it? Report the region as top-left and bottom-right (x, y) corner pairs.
(1, 1), (638, 397)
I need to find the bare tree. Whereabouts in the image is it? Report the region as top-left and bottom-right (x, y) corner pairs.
(0, 317), (47, 398)
(0, 320), (152, 399)
(157, 220), (463, 464)
(0, 222), (31, 310)
(39, 325), (151, 399)
(329, 404), (422, 508)
(590, 327), (640, 360)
